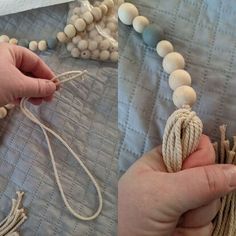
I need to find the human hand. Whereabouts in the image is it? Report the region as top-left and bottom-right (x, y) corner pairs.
(118, 135), (236, 236)
(0, 43), (57, 106)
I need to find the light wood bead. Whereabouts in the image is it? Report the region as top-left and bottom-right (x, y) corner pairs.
(110, 51), (118, 62)
(5, 104), (15, 109)
(72, 35), (82, 44)
(169, 69), (192, 91)
(103, 28), (111, 35)
(98, 21), (105, 29)
(0, 107), (7, 119)
(80, 5), (90, 14)
(67, 42), (76, 52)
(87, 23), (95, 31)
(99, 39), (110, 50)
(91, 49), (100, 59)
(156, 40), (174, 58)
(81, 50), (91, 59)
(103, 0), (115, 9)
(74, 18), (86, 32)
(38, 40), (47, 51)
(73, 7), (81, 15)
(64, 24), (77, 38)
(106, 16), (118, 24)
(70, 15), (79, 24)
(78, 40), (88, 50)
(57, 32), (69, 43)
(71, 48), (80, 58)
(173, 85), (197, 108)
(9, 38), (18, 45)
(88, 40), (98, 51)
(133, 16), (150, 34)
(163, 52), (185, 74)
(82, 11), (94, 24)
(91, 7), (102, 21)
(29, 41), (38, 51)
(106, 22), (117, 32)
(0, 35), (9, 43)
(110, 43), (118, 52)
(89, 29), (99, 39)
(100, 50), (110, 61)
(118, 3), (139, 25)
(95, 36), (103, 43)
(100, 4), (108, 15)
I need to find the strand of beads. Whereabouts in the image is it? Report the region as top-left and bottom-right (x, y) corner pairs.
(118, 2), (197, 108)
(0, 104), (15, 119)
(57, 0), (118, 62)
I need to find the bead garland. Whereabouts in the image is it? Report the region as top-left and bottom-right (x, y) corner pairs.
(0, 0), (119, 62)
(118, 2), (196, 109)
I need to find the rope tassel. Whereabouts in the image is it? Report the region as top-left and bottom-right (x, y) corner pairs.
(162, 106), (203, 172)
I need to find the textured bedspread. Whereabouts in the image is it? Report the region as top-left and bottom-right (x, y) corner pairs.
(0, 4), (118, 236)
(119, 0), (236, 173)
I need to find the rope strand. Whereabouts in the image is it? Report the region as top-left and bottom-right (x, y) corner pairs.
(20, 70), (103, 221)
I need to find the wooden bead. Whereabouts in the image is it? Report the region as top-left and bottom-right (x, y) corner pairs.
(80, 5), (90, 14)
(100, 4), (108, 15)
(73, 7), (81, 15)
(88, 40), (98, 51)
(110, 43), (118, 52)
(64, 24), (77, 38)
(96, 36), (103, 43)
(99, 39), (110, 50)
(66, 42), (76, 52)
(78, 40), (88, 50)
(0, 35), (9, 43)
(103, 28), (111, 35)
(38, 40), (47, 51)
(29, 41), (38, 51)
(57, 32), (69, 43)
(103, 0), (115, 9)
(82, 11), (94, 24)
(156, 40), (174, 58)
(47, 38), (58, 49)
(74, 18), (86, 32)
(91, 7), (102, 21)
(89, 29), (99, 39)
(106, 22), (117, 32)
(163, 52), (185, 74)
(91, 49), (100, 59)
(72, 35), (82, 44)
(142, 24), (164, 47)
(118, 3), (139, 25)
(87, 23), (95, 31)
(173, 85), (197, 108)
(71, 48), (80, 58)
(100, 50), (110, 61)
(70, 15), (79, 24)
(5, 104), (15, 109)
(133, 16), (149, 34)
(110, 51), (118, 62)
(81, 50), (91, 59)
(0, 107), (7, 119)
(9, 38), (18, 45)
(169, 70), (192, 90)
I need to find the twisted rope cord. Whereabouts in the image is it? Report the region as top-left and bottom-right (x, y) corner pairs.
(19, 70), (103, 221)
(162, 106), (203, 172)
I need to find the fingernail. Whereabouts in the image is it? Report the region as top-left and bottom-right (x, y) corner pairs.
(224, 166), (236, 187)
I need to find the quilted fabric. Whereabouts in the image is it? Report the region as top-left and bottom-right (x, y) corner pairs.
(0, 4), (118, 236)
(119, 0), (236, 173)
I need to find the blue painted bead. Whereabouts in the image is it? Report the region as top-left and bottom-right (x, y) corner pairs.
(142, 24), (164, 48)
(47, 38), (58, 49)
(18, 39), (29, 48)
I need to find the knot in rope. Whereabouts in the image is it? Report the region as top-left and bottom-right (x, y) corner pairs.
(162, 106), (203, 172)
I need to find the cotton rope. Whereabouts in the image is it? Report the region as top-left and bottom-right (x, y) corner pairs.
(162, 105), (203, 172)
(0, 70), (103, 236)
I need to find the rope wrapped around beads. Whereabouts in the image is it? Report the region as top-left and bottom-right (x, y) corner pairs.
(162, 106), (203, 172)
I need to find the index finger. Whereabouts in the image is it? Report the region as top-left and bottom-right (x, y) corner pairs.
(11, 44), (55, 80)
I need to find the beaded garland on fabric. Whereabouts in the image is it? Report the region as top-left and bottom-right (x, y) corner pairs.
(118, 1), (236, 235)
(0, 0), (119, 62)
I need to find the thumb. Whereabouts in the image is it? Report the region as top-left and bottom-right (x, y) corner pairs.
(173, 164), (236, 213)
(19, 75), (56, 98)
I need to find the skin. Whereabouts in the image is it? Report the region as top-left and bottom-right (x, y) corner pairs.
(0, 43), (59, 106)
(119, 135), (236, 236)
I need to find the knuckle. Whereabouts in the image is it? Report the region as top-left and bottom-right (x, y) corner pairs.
(203, 166), (219, 193)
